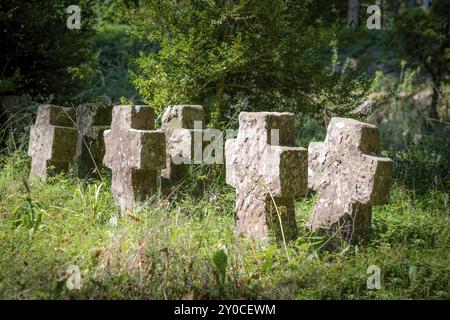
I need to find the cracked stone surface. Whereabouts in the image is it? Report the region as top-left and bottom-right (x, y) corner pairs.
(225, 112), (308, 242)
(103, 105), (165, 213)
(308, 117), (393, 243)
(160, 105), (204, 187)
(28, 104), (78, 180)
(76, 104), (113, 177)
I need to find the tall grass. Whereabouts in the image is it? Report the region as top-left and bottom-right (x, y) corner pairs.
(0, 151), (448, 299)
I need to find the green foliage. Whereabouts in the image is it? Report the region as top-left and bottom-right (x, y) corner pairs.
(0, 0), (96, 104)
(392, 0), (449, 81)
(126, 0), (371, 125)
(391, 0), (450, 118)
(75, 23), (155, 104)
(213, 248), (228, 290)
(90, 0), (137, 24)
(388, 133), (450, 192)
(0, 152), (448, 299)
(370, 85), (450, 192)
(0, 70), (21, 96)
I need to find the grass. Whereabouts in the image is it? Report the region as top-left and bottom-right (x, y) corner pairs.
(0, 151), (448, 300)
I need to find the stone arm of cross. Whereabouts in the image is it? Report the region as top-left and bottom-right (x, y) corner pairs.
(356, 154), (393, 205)
(103, 129), (165, 172)
(262, 145), (308, 197)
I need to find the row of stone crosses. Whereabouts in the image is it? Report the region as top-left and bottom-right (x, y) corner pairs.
(28, 104), (393, 244)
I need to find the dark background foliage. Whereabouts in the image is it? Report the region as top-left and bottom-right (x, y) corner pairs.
(0, 0), (96, 101)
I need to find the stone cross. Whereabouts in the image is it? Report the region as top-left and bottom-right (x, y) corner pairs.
(160, 105), (204, 187)
(76, 104), (112, 178)
(308, 117), (393, 243)
(28, 104), (78, 180)
(103, 105), (166, 213)
(225, 112), (308, 242)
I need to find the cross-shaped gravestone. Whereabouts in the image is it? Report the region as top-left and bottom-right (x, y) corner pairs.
(28, 104), (78, 180)
(76, 104), (113, 178)
(225, 112), (308, 242)
(103, 105), (166, 213)
(308, 117), (393, 243)
(160, 105), (204, 187)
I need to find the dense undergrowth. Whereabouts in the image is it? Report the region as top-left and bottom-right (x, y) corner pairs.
(0, 151), (448, 299)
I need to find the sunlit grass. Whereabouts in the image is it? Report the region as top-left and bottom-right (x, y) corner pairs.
(0, 152), (448, 299)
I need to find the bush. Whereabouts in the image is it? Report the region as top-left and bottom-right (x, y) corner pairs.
(126, 0), (371, 125)
(73, 23), (158, 104)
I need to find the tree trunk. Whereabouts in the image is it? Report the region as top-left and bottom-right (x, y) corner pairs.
(422, 0), (432, 11)
(347, 0), (360, 27)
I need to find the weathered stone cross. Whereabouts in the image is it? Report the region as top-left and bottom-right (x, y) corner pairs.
(225, 112), (308, 242)
(28, 104), (78, 180)
(76, 103), (113, 178)
(160, 105), (204, 187)
(103, 105), (165, 213)
(308, 117), (393, 243)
